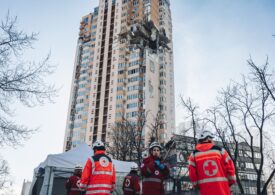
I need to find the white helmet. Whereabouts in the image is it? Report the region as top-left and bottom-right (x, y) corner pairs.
(142, 150), (149, 158)
(74, 164), (83, 170)
(130, 163), (138, 171)
(149, 141), (162, 151)
(198, 130), (214, 140)
(92, 140), (105, 150)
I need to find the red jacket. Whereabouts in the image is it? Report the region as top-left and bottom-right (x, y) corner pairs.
(140, 155), (169, 195)
(122, 171), (140, 195)
(65, 175), (82, 195)
(188, 142), (236, 195)
(79, 150), (116, 195)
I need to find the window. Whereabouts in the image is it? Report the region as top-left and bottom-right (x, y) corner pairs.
(126, 111), (138, 118)
(118, 63), (126, 68)
(128, 76), (144, 83)
(115, 112), (124, 118)
(245, 162), (253, 169)
(127, 103), (137, 109)
(128, 85), (143, 91)
(118, 70), (124, 75)
(133, 0), (139, 6)
(254, 152), (260, 158)
(239, 150), (243, 156)
(128, 68), (145, 75)
(79, 84), (86, 88)
(128, 60), (142, 67)
(160, 80), (166, 85)
(117, 86), (124, 91)
(117, 78), (124, 83)
(117, 95), (124, 100)
(160, 72), (166, 77)
(116, 104), (123, 109)
(127, 94), (143, 100)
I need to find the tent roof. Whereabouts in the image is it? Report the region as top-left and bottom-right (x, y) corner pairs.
(35, 143), (132, 173)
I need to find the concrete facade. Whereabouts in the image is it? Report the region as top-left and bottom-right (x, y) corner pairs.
(63, 0), (175, 151)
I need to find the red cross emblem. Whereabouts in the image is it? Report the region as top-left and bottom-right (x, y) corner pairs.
(99, 157), (109, 167)
(203, 160), (218, 176)
(155, 170), (159, 175)
(125, 178), (131, 187)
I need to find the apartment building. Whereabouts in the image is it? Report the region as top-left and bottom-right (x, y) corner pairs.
(63, 0), (175, 151)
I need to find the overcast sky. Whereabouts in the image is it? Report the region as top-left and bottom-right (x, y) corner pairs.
(0, 0), (275, 194)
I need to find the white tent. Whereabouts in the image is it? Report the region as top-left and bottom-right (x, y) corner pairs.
(29, 143), (132, 195)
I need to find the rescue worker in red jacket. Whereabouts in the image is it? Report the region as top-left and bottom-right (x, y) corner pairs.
(66, 165), (83, 195)
(141, 142), (170, 195)
(79, 140), (116, 195)
(122, 162), (141, 195)
(188, 130), (237, 195)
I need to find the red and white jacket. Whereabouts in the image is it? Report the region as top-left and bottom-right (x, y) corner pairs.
(188, 142), (236, 195)
(66, 174), (82, 195)
(79, 150), (116, 195)
(140, 155), (169, 195)
(122, 171), (140, 195)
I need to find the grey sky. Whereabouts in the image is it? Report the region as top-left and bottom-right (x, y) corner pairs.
(0, 0), (275, 194)
(173, 0), (275, 120)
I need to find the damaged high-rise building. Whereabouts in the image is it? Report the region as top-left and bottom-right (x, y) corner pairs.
(63, 0), (175, 151)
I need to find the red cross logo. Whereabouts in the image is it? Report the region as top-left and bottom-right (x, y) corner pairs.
(125, 178), (131, 187)
(99, 157), (109, 167)
(203, 160), (218, 176)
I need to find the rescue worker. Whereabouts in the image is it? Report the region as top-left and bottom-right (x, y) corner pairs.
(79, 140), (116, 195)
(188, 130), (237, 195)
(122, 163), (141, 195)
(140, 141), (170, 195)
(65, 165), (83, 195)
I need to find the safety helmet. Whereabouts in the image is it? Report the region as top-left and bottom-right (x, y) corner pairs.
(130, 163), (138, 171)
(74, 164), (83, 170)
(142, 150), (149, 158)
(92, 140), (105, 150)
(198, 130), (214, 140)
(149, 141), (162, 151)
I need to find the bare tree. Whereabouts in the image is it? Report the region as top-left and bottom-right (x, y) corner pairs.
(244, 58), (275, 194)
(108, 110), (148, 164)
(172, 97), (201, 193)
(147, 110), (166, 143)
(0, 12), (57, 191)
(0, 159), (9, 190)
(179, 58), (275, 194)
(132, 110), (147, 165)
(108, 117), (135, 161)
(180, 96), (200, 145)
(0, 12), (57, 147)
(247, 57), (275, 102)
(205, 85), (245, 193)
(205, 58), (275, 194)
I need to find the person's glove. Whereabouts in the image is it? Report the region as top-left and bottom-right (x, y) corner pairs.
(154, 160), (165, 170)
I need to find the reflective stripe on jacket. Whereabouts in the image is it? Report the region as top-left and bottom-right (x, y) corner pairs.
(188, 142), (236, 195)
(80, 150), (116, 195)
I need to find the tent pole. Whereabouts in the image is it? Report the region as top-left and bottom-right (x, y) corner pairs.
(40, 166), (52, 195)
(47, 167), (55, 195)
(28, 173), (37, 195)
